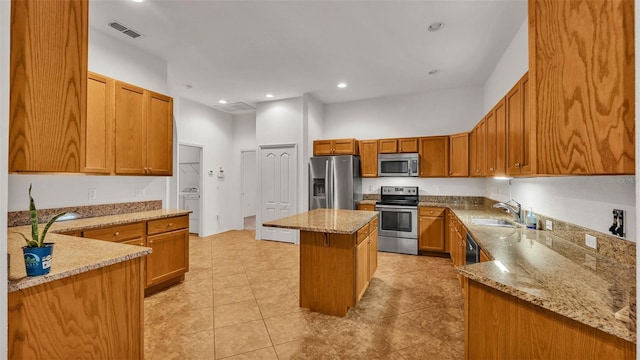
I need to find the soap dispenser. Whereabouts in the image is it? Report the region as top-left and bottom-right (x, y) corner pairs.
(526, 208), (538, 229)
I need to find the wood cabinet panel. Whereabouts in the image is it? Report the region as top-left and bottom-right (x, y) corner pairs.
(465, 279), (636, 359)
(378, 139), (398, 153)
(114, 81), (146, 175)
(470, 120), (486, 177)
(83, 222), (145, 243)
(449, 133), (469, 177)
(9, 0), (87, 173)
(146, 91), (173, 175)
(358, 140), (378, 177)
(146, 229), (189, 287)
(506, 75), (531, 176)
(480, 249), (491, 263)
(486, 98), (506, 176)
(419, 214), (445, 252)
(313, 140), (333, 155)
(355, 237), (369, 303)
(83, 72), (114, 174)
(419, 136), (449, 177)
(147, 215), (189, 236)
(368, 229), (378, 279)
(357, 203), (376, 211)
(398, 138), (418, 153)
(8, 259), (143, 359)
(313, 139), (358, 156)
(529, 0), (634, 175)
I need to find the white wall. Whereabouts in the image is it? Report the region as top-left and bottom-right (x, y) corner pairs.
(483, 19), (528, 112)
(7, 28), (172, 212)
(255, 97), (304, 240)
(177, 97), (235, 236)
(0, 0), (10, 355)
(364, 177), (486, 197)
(484, 16), (637, 241)
(324, 86), (484, 139)
(232, 112), (258, 226)
(303, 94), (324, 211)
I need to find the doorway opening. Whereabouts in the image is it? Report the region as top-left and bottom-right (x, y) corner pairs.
(178, 143), (203, 236)
(241, 150), (257, 231)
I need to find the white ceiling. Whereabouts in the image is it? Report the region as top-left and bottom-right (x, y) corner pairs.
(89, 0), (527, 108)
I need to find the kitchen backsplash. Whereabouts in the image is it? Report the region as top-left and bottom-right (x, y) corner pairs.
(363, 193), (485, 204)
(8, 200), (162, 227)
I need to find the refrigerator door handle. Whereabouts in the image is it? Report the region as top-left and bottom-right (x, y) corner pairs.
(331, 159), (337, 209)
(325, 159), (332, 208)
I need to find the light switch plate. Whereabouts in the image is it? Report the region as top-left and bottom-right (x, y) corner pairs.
(545, 220), (553, 231)
(585, 234), (597, 249)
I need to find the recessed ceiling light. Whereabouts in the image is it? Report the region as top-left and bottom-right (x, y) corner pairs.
(131, 0), (144, 3)
(428, 22), (445, 32)
(337, 82), (347, 89)
(428, 70), (440, 75)
(218, 100), (227, 104)
(265, 93), (274, 98)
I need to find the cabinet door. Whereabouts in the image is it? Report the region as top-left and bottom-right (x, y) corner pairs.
(398, 138), (418, 153)
(333, 139), (357, 155)
(506, 79), (524, 176)
(146, 91), (173, 176)
(146, 229), (189, 287)
(9, 0), (87, 173)
(449, 133), (469, 177)
(355, 237), (369, 303)
(378, 139), (398, 153)
(313, 140), (333, 155)
(520, 74), (531, 175)
(486, 98), (506, 176)
(114, 81), (146, 175)
(419, 137), (449, 177)
(83, 72), (113, 174)
(419, 215), (445, 252)
(471, 120), (486, 177)
(359, 140), (378, 177)
(357, 204), (376, 211)
(83, 222), (145, 243)
(368, 229), (378, 279)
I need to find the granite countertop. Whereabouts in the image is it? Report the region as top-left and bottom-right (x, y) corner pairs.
(450, 206), (636, 343)
(8, 209), (190, 292)
(263, 208), (378, 234)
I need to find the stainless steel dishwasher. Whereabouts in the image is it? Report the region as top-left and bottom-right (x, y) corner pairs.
(466, 233), (480, 264)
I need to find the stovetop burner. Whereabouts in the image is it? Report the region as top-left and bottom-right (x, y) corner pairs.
(378, 186), (419, 207)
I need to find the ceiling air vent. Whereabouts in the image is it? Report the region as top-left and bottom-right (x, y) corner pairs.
(214, 102), (256, 114)
(108, 21), (143, 39)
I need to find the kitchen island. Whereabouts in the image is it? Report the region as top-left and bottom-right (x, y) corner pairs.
(263, 208), (379, 316)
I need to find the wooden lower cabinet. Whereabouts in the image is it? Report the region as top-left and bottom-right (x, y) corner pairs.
(418, 207), (446, 252)
(447, 212), (467, 291)
(299, 217), (377, 316)
(357, 203), (376, 211)
(465, 279), (635, 359)
(146, 229), (189, 287)
(8, 258), (144, 359)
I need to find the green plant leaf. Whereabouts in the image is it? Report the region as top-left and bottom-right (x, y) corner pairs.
(28, 184), (39, 244)
(40, 212), (67, 246)
(15, 232), (37, 247)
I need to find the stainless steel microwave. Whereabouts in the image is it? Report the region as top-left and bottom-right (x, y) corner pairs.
(378, 153), (419, 177)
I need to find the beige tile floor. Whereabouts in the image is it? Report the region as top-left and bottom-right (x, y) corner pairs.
(144, 230), (464, 359)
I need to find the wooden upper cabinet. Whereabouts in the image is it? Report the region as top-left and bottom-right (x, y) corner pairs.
(313, 139), (358, 156)
(83, 72), (114, 174)
(419, 136), (449, 177)
(529, 0), (634, 175)
(506, 74), (531, 176)
(9, 0), (88, 173)
(378, 138), (418, 154)
(449, 133), (469, 177)
(359, 140), (378, 177)
(470, 120), (486, 177)
(378, 139), (398, 154)
(114, 81), (147, 175)
(486, 98), (506, 176)
(146, 91), (173, 176)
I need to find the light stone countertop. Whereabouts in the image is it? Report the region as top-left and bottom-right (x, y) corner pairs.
(263, 208), (378, 234)
(449, 205), (636, 343)
(8, 209), (190, 292)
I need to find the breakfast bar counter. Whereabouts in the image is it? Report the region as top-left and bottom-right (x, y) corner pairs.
(264, 208), (379, 316)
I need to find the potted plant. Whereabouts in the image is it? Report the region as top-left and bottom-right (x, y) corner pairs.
(17, 185), (66, 276)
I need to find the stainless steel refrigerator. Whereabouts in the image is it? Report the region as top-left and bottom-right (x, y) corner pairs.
(309, 155), (362, 210)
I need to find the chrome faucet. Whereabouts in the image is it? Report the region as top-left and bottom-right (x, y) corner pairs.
(493, 199), (523, 223)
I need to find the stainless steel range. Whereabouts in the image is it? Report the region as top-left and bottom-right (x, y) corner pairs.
(376, 186), (419, 255)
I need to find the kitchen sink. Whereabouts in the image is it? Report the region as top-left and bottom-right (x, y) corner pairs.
(470, 218), (517, 228)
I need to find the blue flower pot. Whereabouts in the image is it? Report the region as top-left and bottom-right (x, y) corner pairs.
(22, 243), (54, 277)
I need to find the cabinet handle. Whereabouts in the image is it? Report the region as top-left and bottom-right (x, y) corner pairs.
(168, 223), (173, 227)
(515, 163), (520, 168)
(489, 167), (494, 171)
(149, 240), (153, 244)
(114, 232), (120, 236)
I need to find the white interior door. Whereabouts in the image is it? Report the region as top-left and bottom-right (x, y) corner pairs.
(260, 145), (297, 243)
(241, 150), (257, 218)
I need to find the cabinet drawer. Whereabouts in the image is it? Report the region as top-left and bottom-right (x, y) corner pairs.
(419, 207), (445, 217)
(369, 217), (379, 230)
(147, 215), (189, 235)
(83, 222), (145, 242)
(357, 223), (369, 244)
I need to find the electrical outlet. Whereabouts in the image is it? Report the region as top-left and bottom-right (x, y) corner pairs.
(135, 188), (145, 197)
(545, 219), (553, 231)
(88, 188), (97, 200)
(585, 234), (597, 249)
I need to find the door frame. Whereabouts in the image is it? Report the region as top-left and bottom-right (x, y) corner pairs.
(240, 149), (257, 227)
(178, 142), (204, 236)
(257, 143), (298, 243)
